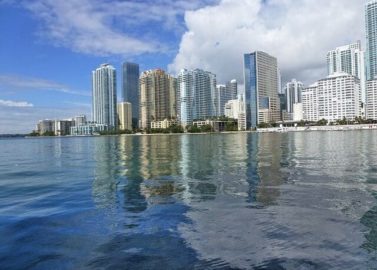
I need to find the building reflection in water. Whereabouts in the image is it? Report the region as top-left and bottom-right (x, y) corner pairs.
(92, 137), (120, 210)
(118, 136), (147, 213)
(90, 132), (377, 268)
(178, 131), (377, 269)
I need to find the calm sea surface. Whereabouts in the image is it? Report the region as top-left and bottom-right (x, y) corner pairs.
(1, 132), (377, 269)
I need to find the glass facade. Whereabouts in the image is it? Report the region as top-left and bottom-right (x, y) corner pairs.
(122, 62), (140, 128)
(244, 53), (257, 129)
(366, 1), (377, 80)
(92, 64), (117, 130)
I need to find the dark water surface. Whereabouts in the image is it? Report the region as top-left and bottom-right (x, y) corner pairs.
(1, 132), (377, 269)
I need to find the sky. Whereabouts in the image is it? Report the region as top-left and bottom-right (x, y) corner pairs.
(0, 0), (366, 134)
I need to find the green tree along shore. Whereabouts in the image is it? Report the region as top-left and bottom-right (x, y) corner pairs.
(257, 118), (377, 129)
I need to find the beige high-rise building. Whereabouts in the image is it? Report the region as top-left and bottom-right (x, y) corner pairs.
(139, 69), (177, 129)
(117, 102), (132, 131)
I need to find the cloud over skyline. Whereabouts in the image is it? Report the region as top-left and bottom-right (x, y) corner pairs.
(0, 0), (369, 133)
(21, 0), (219, 57)
(169, 0), (365, 84)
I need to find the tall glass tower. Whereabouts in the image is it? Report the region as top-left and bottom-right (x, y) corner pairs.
(243, 51), (281, 129)
(366, 0), (377, 80)
(92, 64), (117, 129)
(122, 62), (140, 128)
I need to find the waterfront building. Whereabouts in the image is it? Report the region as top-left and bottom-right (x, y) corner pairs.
(226, 79), (238, 100)
(366, 80), (377, 120)
(195, 69), (217, 120)
(70, 123), (108, 136)
(292, 103), (304, 122)
(215, 84), (233, 116)
(284, 79), (304, 120)
(37, 120), (55, 135)
(122, 62), (140, 128)
(177, 69), (194, 126)
(139, 69), (177, 129)
(224, 95), (247, 131)
(327, 42), (366, 105)
(117, 102), (132, 131)
(74, 115), (87, 127)
(302, 73), (360, 122)
(193, 119), (238, 132)
(302, 83), (319, 122)
(366, 1), (377, 81)
(243, 51), (281, 129)
(54, 120), (74, 136)
(92, 63), (117, 130)
(177, 69), (217, 126)
(151, 119), (179, 129)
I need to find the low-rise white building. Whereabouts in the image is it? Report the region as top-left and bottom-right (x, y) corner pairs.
(55, 120), (75, 136)
(150, 119), (179, 129)
(70, 123), (108, 136)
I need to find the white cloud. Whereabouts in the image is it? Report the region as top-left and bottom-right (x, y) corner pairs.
(0, 99), (34, 107)
(21, 0), (219, 57)
(169, 0), (364, 85)
(0, 74), (90, 96)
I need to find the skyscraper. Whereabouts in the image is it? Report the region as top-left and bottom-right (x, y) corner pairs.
(177, 69), (217, 126)
(327, 42), (366, 104)
(139, 69), (177, 129)
(284, 79), (304, 117)
(226, 79), (238, 100)
(117, 102), (132, 131)
(366, 1), (377, 80)
(193, 69), (217, 120)
(177, 69), (194, 126)
(215, 84), (233, 116)
(243, 51), (281, 129)
(92, 64), (117, 129)
(122, 62), (140, 128)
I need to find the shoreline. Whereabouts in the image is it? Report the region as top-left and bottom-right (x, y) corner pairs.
(257, 124), (377, 133)
(5, 125), (377, 139)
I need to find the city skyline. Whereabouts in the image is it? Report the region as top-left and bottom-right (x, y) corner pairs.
(0, 0), (368, 133)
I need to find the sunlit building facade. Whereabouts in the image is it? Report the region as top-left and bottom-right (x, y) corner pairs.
(244, 51), (281, 129)
(92, 63), (117, 129)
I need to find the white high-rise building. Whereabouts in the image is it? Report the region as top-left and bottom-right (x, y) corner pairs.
(327, 41), (366, 105)
(302, 73), (360, 122)
(177, 69), (194, 127)
(224, 95), (246, 130)
(302, 83), (319, 122)
(177, 69), (217, 126)
(284, 79), (304, 119)
(366, 1), (377, 81)
(366, 80), (377, 120)
(74, 115), (87, 127)
(215, 84), (233, 116)
(92, 64), (117, 129)
(226, 79), (238, 100)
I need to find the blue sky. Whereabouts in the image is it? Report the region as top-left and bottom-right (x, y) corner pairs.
(0, 0), (365, 133)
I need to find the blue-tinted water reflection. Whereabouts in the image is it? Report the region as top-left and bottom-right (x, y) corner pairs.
(0, 132), (377, 269)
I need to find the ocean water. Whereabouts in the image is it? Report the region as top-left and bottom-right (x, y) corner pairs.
(0, 132), (377, 269)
